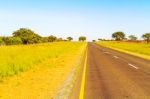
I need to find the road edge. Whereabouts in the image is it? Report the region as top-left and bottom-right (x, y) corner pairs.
(79, 48), (87, 99)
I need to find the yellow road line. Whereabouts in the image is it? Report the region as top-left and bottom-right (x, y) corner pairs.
(79, 49), (87, 99)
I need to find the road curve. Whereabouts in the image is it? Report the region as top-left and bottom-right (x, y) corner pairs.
(83, 43), (150, 99)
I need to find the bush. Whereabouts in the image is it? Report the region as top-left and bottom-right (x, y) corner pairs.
(2, 37), (22, 45)
(47, 35), (57, 42)
(56, 38), (63, 42)
(0, 37), (5, 45)
(13, 28), (42, 44)
(79, 36), (86, 41)
(41, 37), (48, 43)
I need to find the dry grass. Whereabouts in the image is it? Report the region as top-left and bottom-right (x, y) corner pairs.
(96, 41), (150, 60)
(0, 42), (86, 99)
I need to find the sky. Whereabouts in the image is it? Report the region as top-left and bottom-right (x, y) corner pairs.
(0, 0), (150, 41)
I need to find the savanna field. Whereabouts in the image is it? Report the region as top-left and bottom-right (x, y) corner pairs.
(0, 42), (86, 99)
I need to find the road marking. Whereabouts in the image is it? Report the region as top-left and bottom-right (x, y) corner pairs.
(79, 49), (87, 99)
(128, 63), (139, 69)
(113, 56), (119, 59)
(104, 52), (110, 54)
(101, 49), (104, 51)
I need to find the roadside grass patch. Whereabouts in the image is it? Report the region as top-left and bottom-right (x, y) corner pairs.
(96, 41), (150, 59)
(0, 42), (86, 99)
(0, 42), (84, 78)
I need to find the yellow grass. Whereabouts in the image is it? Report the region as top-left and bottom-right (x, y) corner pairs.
(0, 42), (86, 99)
(96, 41), (150, 60)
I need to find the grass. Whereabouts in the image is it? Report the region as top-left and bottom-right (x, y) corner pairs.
(0, 42), (85, 78)
(96, 41), (150, 60)
(0, 42), (86, 98)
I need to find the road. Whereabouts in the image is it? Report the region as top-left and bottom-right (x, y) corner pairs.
(70, 43), (150, 99)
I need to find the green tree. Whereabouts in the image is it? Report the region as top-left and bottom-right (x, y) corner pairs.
(41, 37), (48, 43)
(92, 40), (96, 42)
(13, 28), (42, 44)
(112, 31), (125, 41)
(98, 38), (107, 41)
(98, 38), (102, 41)
(128, 35), (137, 41)
(142, 33), (150, 44)
(0, 37), (4, 45)
(2, 37), (22, 45)
(79, 36), (86, 41)
(57, 38), (63, 42)
(47, 35), (57, 42)
(67, 37), (73, 41)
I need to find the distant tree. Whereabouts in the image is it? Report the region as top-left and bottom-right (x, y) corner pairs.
(92, 40), (96, 42)
(47, 35), (57, 42)
(0, 37), (4, 45)
(57, 38), (63, 42)
(98, 38), (102, 41)
(13, 28), (42, 44)
(31, 34), (42, 43)
(67, 37), (73, 41)
(2, 37), (10, 45)
(112, 31), (125, 41)
(79, 36), (86, 41)
(2, 37), (22, 45)
(98, 38), (107, 41)
(41, 37), (48, 43)
(128, 35), (137, 41)
(142, 33), (150, 44)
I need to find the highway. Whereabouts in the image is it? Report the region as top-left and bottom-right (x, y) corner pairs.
(83, 43), (150, 99)
(70, 43), (150, 99)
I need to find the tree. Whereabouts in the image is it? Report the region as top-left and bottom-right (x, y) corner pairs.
(98, 38), (102, 41)
(0, 37), (4, 45)
(112, 31), (125, 41)
(67, 37), (73, 41)
(98, 38), (107, 41)
(47, 35), (57, 42)
(2, 37), (22, 45)
(142, 33), (150, 44)
(57, 38), (63, 42)
(128, 35), (137, 41)
(79, 36), (86, 41)
(13, 28), (42, 44)
(92, 40), (96, 42)
(41, 37), (48, 43)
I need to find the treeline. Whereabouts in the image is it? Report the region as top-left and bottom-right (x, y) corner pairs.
(0, 28), (86, 45)
(98, 31), (150, 44)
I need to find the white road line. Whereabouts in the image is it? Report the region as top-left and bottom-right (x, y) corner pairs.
(113, 56), (119, 59)
(128, 63), (139, 69)
(102, 49), (105, 51)
(104, 52), (110, 54)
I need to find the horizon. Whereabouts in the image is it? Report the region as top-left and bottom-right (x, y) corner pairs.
(1, 0), (150, 41)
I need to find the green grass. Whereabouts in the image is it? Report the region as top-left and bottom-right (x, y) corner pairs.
(0, 42), (85, 78)
(96, 41), (150, 59)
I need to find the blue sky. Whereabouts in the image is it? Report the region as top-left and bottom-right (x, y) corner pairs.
(0, 0), (150, 40)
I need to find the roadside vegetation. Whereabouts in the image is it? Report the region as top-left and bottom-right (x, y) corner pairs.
(97, 41), (150, 56)
(0, 42), (86, 98)
(0, 27), (87, 80)
(0, 42), (85, 78)
(0, 27), (87, 98)
(97, 31), (150, 59)
(0, 28), (87, 45)
(79, 36), (86, 41)
(0, 28), (67, 45)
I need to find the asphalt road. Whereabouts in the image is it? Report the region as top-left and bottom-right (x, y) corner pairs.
(83, 43), (150, 99)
